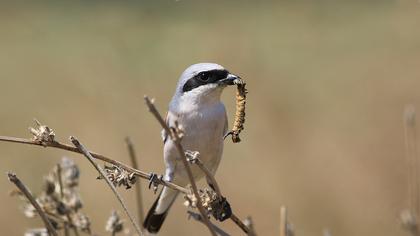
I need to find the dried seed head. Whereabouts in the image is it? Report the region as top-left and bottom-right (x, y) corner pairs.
(42, 175), (56, 196)
(72, 212), (91, 232)
(23, 203), (37, 218)
(11, 157), (91, 234)
(400, 209), (418, 233)
(105, 210), (124, 233)
(29, 119), (55, 146)
(24, 228), (48, 236)
(60, 157), (80, 188)
(99, 165), (136, 189)
(404, 105), (416, 127)
(184, 188), (221, 218)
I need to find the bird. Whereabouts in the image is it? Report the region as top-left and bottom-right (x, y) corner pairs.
(143, 63), (242, 234)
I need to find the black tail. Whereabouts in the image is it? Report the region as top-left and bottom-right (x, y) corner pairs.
(143, 190), (177, 234)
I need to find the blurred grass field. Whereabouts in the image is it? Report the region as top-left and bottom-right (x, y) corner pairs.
(1, 1), (420, 235)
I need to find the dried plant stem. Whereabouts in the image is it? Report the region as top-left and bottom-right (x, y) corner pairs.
(56, 165), (80, 236)
(244, 217), (257, 236)
(280, 206), (287, 236)
(0, 136), (189, 194)
(144, 96), (217, 236)
(70, 136), (143, 236)
(191, 155), (251, 234)
(125, 137), (145, 229)
(187, 211), (230, 236)
(404, 106), (420, 218)
(7, 172), (58, 236)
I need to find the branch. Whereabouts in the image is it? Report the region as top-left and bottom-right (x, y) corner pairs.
(7, 172), (58, 236)
(125, 137), (145, 229)
(280, 206), (287, 236)
(0, 135), (189, 194)
(56, 164), (79, 236)
(69, 136), (143, 236)
(187, 211), (230, 236)
(144, 96), (217, 236)
(186, 151), (251, 234)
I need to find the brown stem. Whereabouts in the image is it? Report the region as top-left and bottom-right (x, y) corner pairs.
(70, 136), (143, 236)
(7, 172), (58, 236)
(280, 206), (287, 236)
(187, 211), (230, 236)
(125, 137), (145, 229)
(0, 135), (188, 194)
(56, 164), (80, 236)
(144, 96), (217, 236)
(189, 153), (251, 234)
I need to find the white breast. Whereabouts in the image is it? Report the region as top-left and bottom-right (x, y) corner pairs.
(164, 102), (227, 185)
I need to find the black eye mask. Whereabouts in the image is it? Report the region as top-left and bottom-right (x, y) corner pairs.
(182, 69), (229, 93)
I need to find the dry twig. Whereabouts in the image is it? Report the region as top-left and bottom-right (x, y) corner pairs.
(144, 96), (217, 236)
(0, 135), (188, 194)
(401, 105), (420, 235)
(185, 151), (251, 234)
(125, 137), (145, 228)
(56, 164), (79, 236)
(187, 211), (230, 236)
(7, 172), (58, 236)
(70, 136), (143, 236)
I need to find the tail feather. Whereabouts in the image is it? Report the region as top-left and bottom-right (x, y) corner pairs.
(143, 188), (178, 234)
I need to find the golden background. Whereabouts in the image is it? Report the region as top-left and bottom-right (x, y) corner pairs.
(1, 1), (420, 235)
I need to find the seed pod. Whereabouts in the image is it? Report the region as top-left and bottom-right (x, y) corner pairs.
(225, 80), (247, 143)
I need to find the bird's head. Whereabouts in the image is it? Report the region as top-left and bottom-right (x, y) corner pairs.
(170, 63), (241, 110)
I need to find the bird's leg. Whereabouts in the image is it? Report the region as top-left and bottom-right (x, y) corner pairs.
(148, 173), (163, 194)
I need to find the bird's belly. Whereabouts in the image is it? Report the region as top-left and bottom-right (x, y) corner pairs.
(171, 114), (225, 184)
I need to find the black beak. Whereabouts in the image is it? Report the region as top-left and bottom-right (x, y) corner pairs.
(218, 74), (243, 86)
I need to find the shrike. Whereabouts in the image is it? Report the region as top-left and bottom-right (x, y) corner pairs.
(143, 63), (241, 234)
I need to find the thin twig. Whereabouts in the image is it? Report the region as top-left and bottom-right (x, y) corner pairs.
(0, 135), (189, 194)
(144, 96), (217, 236)
(403, 105), (420, 235)
(125, 137), (145, 229)
(69, 136), (143, 236)
(280, 206), (287, 236)
(7, 172), (58, 236)
(187, 152), (251, 234)
(187, 211), (231, 236)
(230, 214), (251, 235)
(56, 164), (80, 236)
(404, 106), (419, 217)
(56, 164), (69, 236)
(244, 217), (257, 236)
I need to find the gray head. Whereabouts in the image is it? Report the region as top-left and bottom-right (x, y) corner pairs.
(170, 63), (240, 111)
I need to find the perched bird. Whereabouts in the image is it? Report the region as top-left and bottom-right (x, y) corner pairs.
(143, 63), (241, 234)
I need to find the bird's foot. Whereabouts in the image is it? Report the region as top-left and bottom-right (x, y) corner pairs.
(148, 173), (163, 194)
(211, 196), (232, 222)
(185, 150), (200, 164)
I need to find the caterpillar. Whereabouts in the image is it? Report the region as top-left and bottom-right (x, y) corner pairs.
(225, 79), (247, 143)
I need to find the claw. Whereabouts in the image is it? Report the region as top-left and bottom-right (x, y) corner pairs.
(185, 150), (200, 164)
(211, 197), (232, 222)
(148, 173), (163, 194)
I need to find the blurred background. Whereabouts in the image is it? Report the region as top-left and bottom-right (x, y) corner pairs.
(0, 0), (420, 235)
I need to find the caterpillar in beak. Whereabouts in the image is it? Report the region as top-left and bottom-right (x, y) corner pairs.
(224, 78), (247, 143)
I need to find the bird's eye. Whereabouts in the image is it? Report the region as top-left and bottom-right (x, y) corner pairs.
(199, 73), (209, 81)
